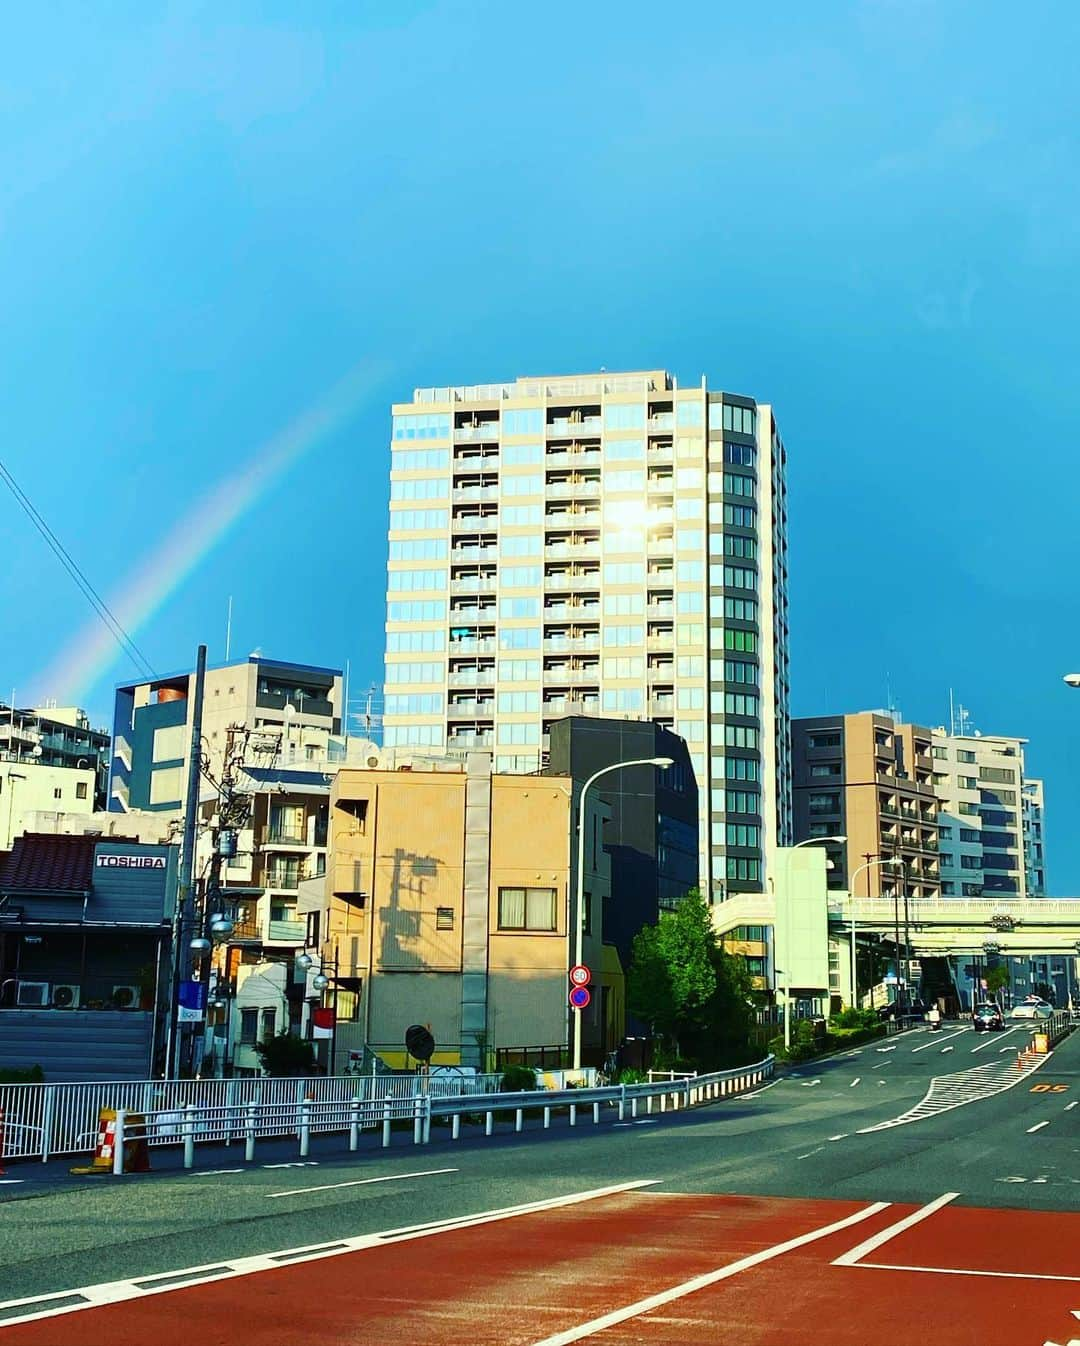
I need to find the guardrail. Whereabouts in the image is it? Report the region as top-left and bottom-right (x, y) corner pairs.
(1031, 1010), (1073, 1052)
(99, 1055), (774, 1175)
(0, 1070), (505, 1162)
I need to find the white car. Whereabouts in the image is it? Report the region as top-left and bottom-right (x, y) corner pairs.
(1009, 1001), (1054, 1020)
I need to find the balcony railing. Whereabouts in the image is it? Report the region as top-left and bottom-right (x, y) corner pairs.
(267, 919), (307, 943)
(264, 872), (303, 891)
(264, 832), (308, 848)
(454, 424), (500, 441)
(450, 577), (497, 594)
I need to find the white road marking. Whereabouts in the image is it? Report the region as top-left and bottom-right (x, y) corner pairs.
(191, 1169), (243, 1177)
(858, 1050), (1050, 1133)
(527, 1201), (890, 1345)
(743, 1081), (779, 1098)
(0, 1180), (659, 1330)
(856, 1260), (1080, 1284)
(1066, 1101), (1078, 1112)
(940, 1047), (954, 1054)
(797, 1147), (824, 1159)
(850, 1078), (861, 1088)
(871, 1062), (891, 1070)
(971, 1027), (1021, 1054)
(800, 1080), (821, 1088)
(267, 1166), (458, 1199)
(828, 1134), (849, 1142)
(912, 1029), (966, 1054)
(832, 1192), (958, 1266)
(262, 1161), (319, 1170)
(1028, 1121), (1051, 1134)
(0, 1179), (25, 1185)
(875, 1046), (897, 1054)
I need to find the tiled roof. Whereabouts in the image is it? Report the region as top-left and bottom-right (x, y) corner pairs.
(0, 834), (99, 893)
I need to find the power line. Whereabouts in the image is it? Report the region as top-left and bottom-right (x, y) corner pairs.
(0, 457), (157, 681)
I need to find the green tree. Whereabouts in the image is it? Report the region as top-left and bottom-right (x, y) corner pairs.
(628, 889), (754, 1068)
(254, 1030), (317, 1077)
(984, 966), (1009, 999)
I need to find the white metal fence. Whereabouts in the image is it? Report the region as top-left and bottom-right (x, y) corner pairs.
(0, 1071), (504, 1162)
(95, 1056), (777, 1174)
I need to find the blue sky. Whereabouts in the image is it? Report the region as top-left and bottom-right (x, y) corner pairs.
(3, 2), (1079, 886)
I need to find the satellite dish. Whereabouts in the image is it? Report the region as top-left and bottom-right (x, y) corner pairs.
(405, 1024), (435, 1062)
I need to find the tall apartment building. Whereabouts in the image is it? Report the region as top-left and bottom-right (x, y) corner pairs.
(791, 712), (941, 899)
(1022, 778), (1047, 896)
(930, 730), (1034, 899)
(382, 369), (790, 898)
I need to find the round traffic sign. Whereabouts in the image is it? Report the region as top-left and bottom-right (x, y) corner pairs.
(569, 964), (591, 987)
(569, 985), (591, 1010)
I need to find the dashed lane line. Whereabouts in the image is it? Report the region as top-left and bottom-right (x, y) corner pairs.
(850, 1078), (861, 1088)
(1066, 1102), (1078, 1112)
(1028, 1121), (1051, 1134)
(912, 1029), (968, 1054)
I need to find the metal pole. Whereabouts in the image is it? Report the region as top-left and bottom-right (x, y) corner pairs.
(893, 886), (902, 1013)
(782, 848), (792, 1050)
(165, 644), (207, 1079)
(902, 888), (912, 1006)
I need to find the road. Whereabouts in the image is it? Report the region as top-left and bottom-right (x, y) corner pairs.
(1, 1024), (1077, 1345)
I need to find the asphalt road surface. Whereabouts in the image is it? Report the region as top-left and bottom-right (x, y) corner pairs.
(1, 1024), (1077, 1345)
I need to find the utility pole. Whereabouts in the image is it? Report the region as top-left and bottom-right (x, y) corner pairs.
(164, 644), (207, 1078)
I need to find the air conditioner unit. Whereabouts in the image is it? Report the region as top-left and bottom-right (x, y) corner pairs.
(51, 983), (81, 1009)
(15, 981), (50, 1008)
(110, 984), (140, 1009)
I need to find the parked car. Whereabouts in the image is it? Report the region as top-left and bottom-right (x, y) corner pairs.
(972, 1002), (1005, 1032)
(1009, 1000), (1054, 1020)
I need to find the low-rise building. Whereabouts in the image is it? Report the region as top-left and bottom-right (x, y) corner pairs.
(1, 702), (111, 812)
(0, 833), (178, 1081)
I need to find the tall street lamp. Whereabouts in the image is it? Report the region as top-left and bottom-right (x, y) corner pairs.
(775, 835), (846, 1051)
(846, 855), (903, 1010)
(572, 756), (673, 1071)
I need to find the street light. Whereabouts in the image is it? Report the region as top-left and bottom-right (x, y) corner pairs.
(846, 855), (904, 1010)
(1063, 673), (1080, 688)
(775, 836), (845, 1050)
(571, 756), (674, 1071)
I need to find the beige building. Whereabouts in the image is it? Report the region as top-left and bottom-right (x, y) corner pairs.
(311, 752), (616, 1070)
(383, 369), (791, 904)
(792, 711), (941, 900)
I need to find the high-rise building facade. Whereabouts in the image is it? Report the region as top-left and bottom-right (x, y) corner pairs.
(1022, 777), (1047, 896)
(382, 370), (790, 898)
(930, 730), (1032, 899)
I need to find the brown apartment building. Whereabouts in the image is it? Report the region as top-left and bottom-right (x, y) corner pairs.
(791, 712), (941, 899)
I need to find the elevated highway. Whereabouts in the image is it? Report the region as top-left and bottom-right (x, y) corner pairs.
(827, 896), (1080, 956)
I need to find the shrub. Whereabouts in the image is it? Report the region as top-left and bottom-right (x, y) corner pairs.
(617, 1068), (647, 1085)
(0, 1065), (44, 1084)
(831, 1007), (878, 1032)
(500, 1064), (538, 1093)
(254, 1031), (317, 1077)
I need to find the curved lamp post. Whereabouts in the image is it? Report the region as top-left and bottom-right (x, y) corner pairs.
(571, 756), (673, 1071)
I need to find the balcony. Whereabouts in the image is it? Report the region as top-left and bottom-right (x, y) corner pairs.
(264, 831), (309, 849)
(544, 572), (600, 590)
(449, 606), (496, 623)
(544, 449), (602, 469)
(646, 601), (674, 618)
(447, 670), (495, 687)
(547, 417), (603, 437)
(264, 871), (304, 892)
(450, 544), (498, 560)
(447, 732), (494, 749)
(447, 701), (495, 719)
(543, 636), (600, 653)
(453, 486), (499, 503)
(267, 919), (307, 944)
(454, 424), (500, 442)
(542, 669), (600, 687)
(452, 514), (497, 532)
(545, 543), (600, 559)
(450, 577), (497, 594)
(545, 509), (601, 528)
(448, 637), (496, 654)
(546, 479), (601, 499)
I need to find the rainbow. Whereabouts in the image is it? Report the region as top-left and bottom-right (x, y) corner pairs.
(34, 360), (388, 703)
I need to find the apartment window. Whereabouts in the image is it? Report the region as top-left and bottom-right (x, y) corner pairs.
(980, 766), (1016, 784)
(392, 412), (451, 440)
(498, 886), (557, 931)
(677, 622), (704, 645)
(724, 629), (757, 652)
(958, 802), (979, 816)
(387, 630), (445, 653)
(499, 659), (541, 682)
(939, 852), (954, 866)
(723, 442), (757, 467)
(500, 596), (541, 619)
(385, 661), (444, 684)
(606, 469), (646, 492)
(724, 692), (759, 716)
(76, 782), (88, 800)
(721, 404), (757, 435)
(390, 477), (449, 501)
(726, 857), (761, 881)
(808, 792), (841, 815)
(941, 881), (955, 895)
(53, 787), (62, 800)
(389, 507), (448, 531)
(676, 560), (703, 582)
(726, 758), (759, 781)
(502, 565), (542, 588)
(604, 624), (644, 647)
(388, 538), (448, 562)
(604, 403), (646, 430)
(958, 775), (978, 790)
(500, 534), (542, 556)
(499, 628), (541, 650)
(675, 719), (704, 742)
(503, 442), (542, 465)
(502, 504), (542, 526)
(436, 907), (455, 931)
(723, 659), (758, 685)
(724, 597), (757, 621)
(677, 655), (704, 677)
(385, 693), (443, 716)
(603, 657), (643, 678)
(722, 565), (758, 590)
(722, 472), (755, 498)
(503, 409), (542, 435)
(677, 530), (704, 552)
(726, 823), (760, 847)
(726, 789), (759, 814)
(962, 883), (982, 896)
(384, 725), (444, 747)
(604, 593), (645, 616)
(810, 763), (841, 777)
(677, 687), (705, 710)
(677, 399), (704, 427)
(500, 473), (544, 495)
(603, 689), (644, 712)
(239, 1009), (260, 1045)
(604, 562), (645, 584)
(497, 691), (540, 713)
(957, 749), (976, 763)
(261, 1009), (277, 1039)
(676, 497), (703, 520)
(387, 600), (446, 622)
(497, 722), (540, 745)
(724, 534), (757, 559)
(932, 746), (948, 759)
(959, 828), (980, 843)
(960, 855), (981, 870)
(807, 732), (841, 749)
(723, 503), (756, 527)
(726, 725), (759, 748)
(391, 447), (450, 471)
(938, 826), (953, 840)
(606, 439), (645, 460)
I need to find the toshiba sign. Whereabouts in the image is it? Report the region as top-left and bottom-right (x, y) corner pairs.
(95, 854), (167, 870)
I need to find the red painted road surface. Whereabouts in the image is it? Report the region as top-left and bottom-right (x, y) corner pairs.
(3, 1191), (1079, 1346)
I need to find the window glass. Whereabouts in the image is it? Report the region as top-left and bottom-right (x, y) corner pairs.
(393, 412), (451, 440)
(388, 568), (446, 592)
(605, 439), (645, 460)
(676, 399), (704, 427)
(502, 565), (542, 587)
(502, 504), (542, 525)
(503, 442), (543, 465)
(392, 447), (450, 472)
(387, 629), (445, 653)
(604, 403), (646, 430)
(502, 474), (543, 496)
(500, 596), (541, 619)
(604, 562), (645, 584)
(503, 408), (542, 435)
(390, 477), (449, 501)
(387, 599), (446, 622)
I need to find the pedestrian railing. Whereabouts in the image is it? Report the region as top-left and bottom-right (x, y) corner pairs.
(0, 1070), (505, 1162)
(99, 1055), (774, 1174)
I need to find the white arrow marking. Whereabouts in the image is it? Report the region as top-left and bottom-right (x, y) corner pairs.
(850, 1078), (861, 1088)
(1066, 1102), (1078, 1112)
(941, 1046), (954, 1053)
